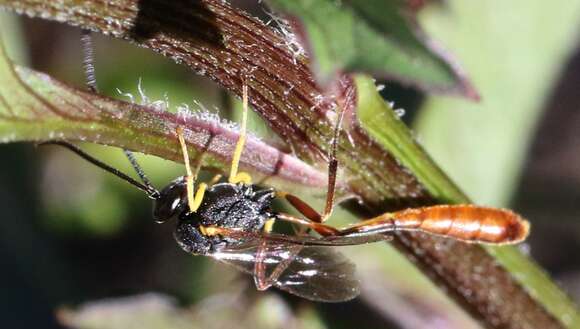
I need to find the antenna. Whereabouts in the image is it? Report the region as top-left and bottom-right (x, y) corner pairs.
(80, 30), (157, 194)
(122, 149), (158, 196)
(80, 29), (98, 93)
(41, 141), (160, 199)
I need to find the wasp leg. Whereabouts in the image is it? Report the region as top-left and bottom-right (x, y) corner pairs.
(254, 217), (280, 290)
(276, 213), (340, 236)
(263, 218), (276, 234)
(320, 154), (338, 222)
(277, 191), (323, 222)
(229, 83), (252, 185)
(320, 102), (347, 223)
(230, 172), (252, 185)
(277, 177), (338, 224)
(336, 213), (396, 237)
(282, 103), (345, 224)
(209, 173), (223, 185)
(254, 239), (270, 290)
(186, 173), (223, 213)
(274, 121), (340, 224)
(196, 224), (300, 291)
(177, 127), (210, 213)
(254, 240), (302, 291)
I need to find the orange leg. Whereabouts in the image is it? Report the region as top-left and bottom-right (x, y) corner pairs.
(277, 104), (345, 224)
(275, 213), (340, 236)
(319, 103), (346, 222)
(276, 191), (322, 222)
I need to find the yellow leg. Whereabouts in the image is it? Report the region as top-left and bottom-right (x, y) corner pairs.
(177, 127), (210, 213)
(200, 219), (274, 236)
(263, 219), (275, 233)
(209, 174), (223, 185)
(189, 183), (207, 213)
(199, 225), (242, 237)
(229, 83), (252, 185)
(199, 225), (222, 236)
(177, 127), (196, 212)
(188, 174), (223, 213)
(230, 172), (252, 184)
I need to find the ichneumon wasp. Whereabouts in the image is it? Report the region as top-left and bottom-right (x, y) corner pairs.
(41, 31), (530, 302)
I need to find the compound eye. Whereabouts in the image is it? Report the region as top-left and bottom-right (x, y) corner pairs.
(153, 179), (186, 223)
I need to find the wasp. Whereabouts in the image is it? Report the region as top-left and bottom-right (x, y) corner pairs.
(43, 33), (529, 302)
(45, 81), (529, 302)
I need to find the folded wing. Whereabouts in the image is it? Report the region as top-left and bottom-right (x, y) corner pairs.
(210, 238), (360, 302)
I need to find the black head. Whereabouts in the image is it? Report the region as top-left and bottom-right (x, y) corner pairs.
(152, 177), (188, 223)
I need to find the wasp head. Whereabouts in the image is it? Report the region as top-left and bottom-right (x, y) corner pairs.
(153, 176), (188, 223)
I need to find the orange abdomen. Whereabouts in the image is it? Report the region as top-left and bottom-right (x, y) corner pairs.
(391, 205), (530, 244)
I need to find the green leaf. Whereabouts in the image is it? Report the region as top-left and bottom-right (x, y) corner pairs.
(0, 37), (328, 194)
(355, 74), (580, 328)
(265, 0), (477, 97)
(413, 1), (580, 326)
(1, 2), (577, 328)
(354, 75), (467, 204)
(416, 0), (580, 207)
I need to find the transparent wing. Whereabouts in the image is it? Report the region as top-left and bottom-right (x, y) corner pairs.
(209, 238), (360, 302)
(217, 229), (391, 246)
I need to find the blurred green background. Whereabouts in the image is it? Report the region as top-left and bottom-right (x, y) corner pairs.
(1, 1), (580, 328)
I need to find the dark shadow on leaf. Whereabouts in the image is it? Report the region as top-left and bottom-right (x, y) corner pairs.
(130, 0), (225, 48)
